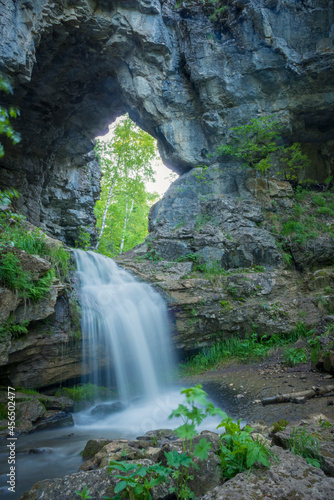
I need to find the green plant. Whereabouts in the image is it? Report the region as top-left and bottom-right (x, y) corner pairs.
(283, 347), (307, 367)
(220, 300), (232, 311)
(107, 461), (170, 500)
(0, 74), (21, 157)
(217, 417), (277, 478)
(283, 252), (293, 268)
(166, 385), (225, 499)
(287, 427), (321, 468)
(177, 324), (313, 376)
(75, 486), (92, 499)
(252, 265), (265, 272)
(272, 420), (289, 434)
(0, 251), (55, 301)
(213, 115), (310, 180)
(75, 227), (91, 250)
(319, 418), (331, 429)
(55, 383), (116, 409)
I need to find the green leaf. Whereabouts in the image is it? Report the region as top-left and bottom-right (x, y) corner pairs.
(175, 423), (197, 440)
(194, 438), (212, 460)
(114, 480), (127, 493)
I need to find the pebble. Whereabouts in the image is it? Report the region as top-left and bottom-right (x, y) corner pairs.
(324, 374), (333, 379)
(236, 394), (245, 399)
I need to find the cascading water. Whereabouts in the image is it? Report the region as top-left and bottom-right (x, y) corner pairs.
(74, 249), (173, 401)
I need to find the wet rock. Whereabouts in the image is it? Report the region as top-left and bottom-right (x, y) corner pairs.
(82, 439), (113, 461)
(0, 391), (74, 436)
(35, 411), (74, 432)
(90, 401), (128, 416)
(202, 446), (334, 500)
(16, 399), (45, 433)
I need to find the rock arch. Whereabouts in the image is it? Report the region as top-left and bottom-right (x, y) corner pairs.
(0, 0), (333, 243)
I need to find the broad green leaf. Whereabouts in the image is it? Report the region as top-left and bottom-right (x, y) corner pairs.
(175, 423), (196, 440)
(114, 480), (127, 493)
(194, 438), (212, 460)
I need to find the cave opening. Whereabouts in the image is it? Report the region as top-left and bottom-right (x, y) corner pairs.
(92, 115), (178, 258)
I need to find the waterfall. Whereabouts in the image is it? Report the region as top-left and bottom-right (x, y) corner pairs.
(74, 250), (173, 401)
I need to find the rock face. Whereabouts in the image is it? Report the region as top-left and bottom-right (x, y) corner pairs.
(0, 0), (333, 243)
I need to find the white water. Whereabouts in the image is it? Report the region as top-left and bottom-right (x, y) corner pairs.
(74, 249), (174, 401)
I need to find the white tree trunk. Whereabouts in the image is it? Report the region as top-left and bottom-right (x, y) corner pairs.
(119, 198), (134, 254)
(95, 177), (116, 250)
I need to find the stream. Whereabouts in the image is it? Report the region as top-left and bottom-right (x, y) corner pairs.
(0, 385), (232, 499)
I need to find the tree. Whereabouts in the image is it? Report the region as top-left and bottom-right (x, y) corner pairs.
(214, 116), (310, 181)
(94, 116), (158, 256)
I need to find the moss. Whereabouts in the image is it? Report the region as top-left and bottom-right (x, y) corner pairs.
(68, 295), (82, 340)
(272, 419), (289, 433)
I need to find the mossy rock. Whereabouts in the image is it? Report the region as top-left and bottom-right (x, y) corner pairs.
(82, 439), (112, 460)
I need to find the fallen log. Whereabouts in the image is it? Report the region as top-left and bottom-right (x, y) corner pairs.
(261, 385), (334, 406)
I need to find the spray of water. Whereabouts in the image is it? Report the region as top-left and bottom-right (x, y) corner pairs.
(74, 250), (174, 401)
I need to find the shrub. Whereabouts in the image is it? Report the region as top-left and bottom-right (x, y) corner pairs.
(218, 417), (277, 478)
(283, 347), (307, 367)
(213, 115), (310, 180)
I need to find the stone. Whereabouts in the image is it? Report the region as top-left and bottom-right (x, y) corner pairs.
(34, 411), (74, 432)
(20, 460), (174, 500)
(202, 446), (334, 500)
(82, 439), (113, 461)
(90, 401), (128, 416)
(272, 416), (334, 477)
(16, 399), (45, 433)
(0, 287), (20, 324)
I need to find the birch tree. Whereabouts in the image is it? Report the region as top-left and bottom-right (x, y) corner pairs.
(94, 116), (158, 256)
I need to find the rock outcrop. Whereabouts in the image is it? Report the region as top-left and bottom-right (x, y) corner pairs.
(19, 425), (334, 500)
(0, 0), (333, 243)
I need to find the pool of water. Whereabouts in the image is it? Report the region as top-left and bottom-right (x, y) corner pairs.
(0, 385), (231, 499)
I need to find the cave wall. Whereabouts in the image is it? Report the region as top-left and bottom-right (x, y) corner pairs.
(0, 0), (333, 244)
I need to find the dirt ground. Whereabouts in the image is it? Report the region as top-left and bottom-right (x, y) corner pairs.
(182, 356), (334, 427)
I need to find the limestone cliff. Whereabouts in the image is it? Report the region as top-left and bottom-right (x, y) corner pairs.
(0, 0), (333, 243)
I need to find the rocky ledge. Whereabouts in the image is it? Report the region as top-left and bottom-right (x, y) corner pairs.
(19, 415), (334, 500)
(0, 389), (74, 437)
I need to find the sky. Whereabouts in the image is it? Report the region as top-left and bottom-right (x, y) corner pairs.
(96, 117), (178, 197)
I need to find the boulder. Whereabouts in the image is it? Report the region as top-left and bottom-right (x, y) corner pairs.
(202, 446), (334, 500)
(272, 415), (334, 477)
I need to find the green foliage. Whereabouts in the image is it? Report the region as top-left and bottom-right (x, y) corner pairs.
(95, 116), (159, 257)
(268, 188), (334, 247)
(272, 420), (289, 434)
(175, 0), (229, 25)
(217, 417), (277, 478)
(0, 74), (21, 157)
(75, 486), (92, 500)
(74, 227), (91, 250)
(283, 347), (307, 367)
(213, 116), (310, 180)
(287, 427), (321, 468)
(0, 318), (30, 339)
(220, 300), (232, 311)
(107, 461), (170, 500)
(55, 383), (115, 409)
(0, 190), (70, 282)
(0, 251), (55, 301)
(166, 385), (225, 499)
(178, 324), (313, 375)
